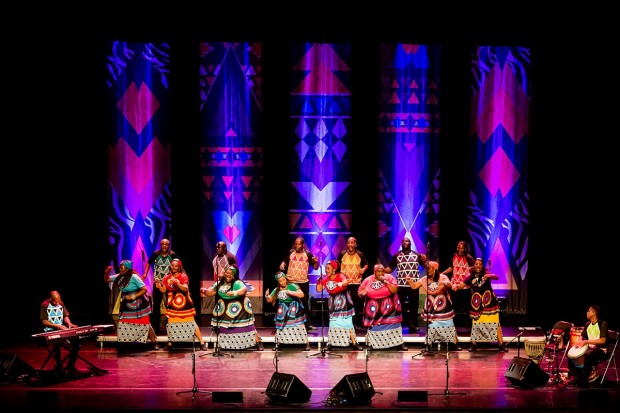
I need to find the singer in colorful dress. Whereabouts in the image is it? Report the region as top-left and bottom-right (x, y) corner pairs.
(452, 258), (507, 352)
(358, 264), (407, 351)
(202, 265), (264, 351)
(316, 260), (362, 351)
(265, 271), (311, 351)
(407, 261), (462, 350)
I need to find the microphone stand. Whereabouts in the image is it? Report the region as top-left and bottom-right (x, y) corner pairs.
(201, 278), (233, 359)
(412, 266), (436, 358)
(441, 341), (465, 397)
(177, 334), (211, 398)
(307, 247), (341, 359)
(274, 331), (279, 372)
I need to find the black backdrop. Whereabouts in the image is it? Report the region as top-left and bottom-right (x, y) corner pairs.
(8, 9), (614, 344)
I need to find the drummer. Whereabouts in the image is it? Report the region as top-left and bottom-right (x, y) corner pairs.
(568, 305), (608, 387)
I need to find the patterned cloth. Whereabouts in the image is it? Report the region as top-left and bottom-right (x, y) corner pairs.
(389, 250), (424, 287)
(210, 279), (259, 350)
(161, 272), (200, 342)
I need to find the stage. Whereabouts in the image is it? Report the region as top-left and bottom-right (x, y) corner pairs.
(1, 317), (618, 412)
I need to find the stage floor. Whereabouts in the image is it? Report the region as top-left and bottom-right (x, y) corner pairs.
(1, 322), (618, 412)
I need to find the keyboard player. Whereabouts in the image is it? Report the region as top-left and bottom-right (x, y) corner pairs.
(40, 290), (80, 375)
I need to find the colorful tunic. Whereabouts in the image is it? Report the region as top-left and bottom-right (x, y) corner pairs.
(358, 273), (404, 349)
(267, 283), (308, 345)
(464, 272), (503, 343)
(161, 272), (199, 342)
(417, 274), (458, 344)
(211, 279), (258, 350)
(108, 273), (153, 343)
(283, 250), (315, 284)
(319, 273), (357, 347)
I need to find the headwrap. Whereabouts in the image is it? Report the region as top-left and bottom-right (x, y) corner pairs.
(427, 261), (439, 270)
(326, 260), (339, 271)
(227, 266), (238, 276)
(275, 271), (286, 281)
(120, 260), (133, 270)
(374, 263), (384, 272)
(172, 258), (183, 268)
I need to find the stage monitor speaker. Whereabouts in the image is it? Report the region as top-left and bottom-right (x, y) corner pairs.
(0, 352), (35, 382)
(265, 372), (312, 403)
(504, 356), (549, 388)
(329, 372), (376, 406)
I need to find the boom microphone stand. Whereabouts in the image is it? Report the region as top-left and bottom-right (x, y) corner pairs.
(177, 334), (211, 398)
(201, 279), (233, 359)
(412, 262), (436, 358)
(307, 248), (341, 359)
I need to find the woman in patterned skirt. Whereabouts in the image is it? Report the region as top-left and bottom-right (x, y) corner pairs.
(104, 260), (159, 350)
(358, 264), (407, 351)
(407, 261), (462, 351)
(452, 258), (507, 352)
(156, 259), (207, 351)
(265, 271), (311, 351)
(316, 260), (362, 351)
(202, 265), (264, 351)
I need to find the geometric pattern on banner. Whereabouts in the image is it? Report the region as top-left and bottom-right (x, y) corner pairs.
(117, 322), (150, 343)
(289, 42), (352, 284)
(467, 46), (531, 313)
(377, 44), (441, 265)
(106, 41), (172, 276)
(199, 42), (263, 306)
(166, 321), (197, 342)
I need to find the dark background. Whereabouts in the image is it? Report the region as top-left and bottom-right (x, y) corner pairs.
(8, 8), (614, 343)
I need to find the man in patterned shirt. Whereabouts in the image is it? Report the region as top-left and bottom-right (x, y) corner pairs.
(202, 241), (238, 314)
(440, 241), (474, 324)
(337, 237), (369, 328)
(280, 237), (319, 330)
(385, 237), (427, 332)
(143, 238), (178, 333)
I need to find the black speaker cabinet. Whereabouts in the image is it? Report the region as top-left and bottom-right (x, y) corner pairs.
(330, 372), (376, 405)
(265, 372), (312, 403)
(0, 352), (35, 381)
(504, 356), (549, 388)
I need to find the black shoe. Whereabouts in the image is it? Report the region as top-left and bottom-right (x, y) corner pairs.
(409, 326), (420, 333)
(257, 341), (264, 351)
(398, 344), (408, 351)
(453, 344), (462, 351)
(469, 344), (477, 352)
(352, 343), (362, 351)
(305, 343), (311, 351)
(200, 343), (208, 351)
(153, 344), (160, 351)
(325, 344), (333, 351)
(499, 344), (508, 352)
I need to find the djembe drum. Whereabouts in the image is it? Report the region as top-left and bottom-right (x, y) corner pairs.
(525, 336), (547, 363)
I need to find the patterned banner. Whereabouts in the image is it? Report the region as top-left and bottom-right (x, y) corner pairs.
(106, 41), (172, 293)
(289, 43), (352, 295)
(199, 42), (263, 311)
(377, 44), (441, 263)
(468, 46), (531, 313)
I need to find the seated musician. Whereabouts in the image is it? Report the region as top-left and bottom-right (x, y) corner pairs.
(40, 290), (80, 375)
(568, 304), (608, 387)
